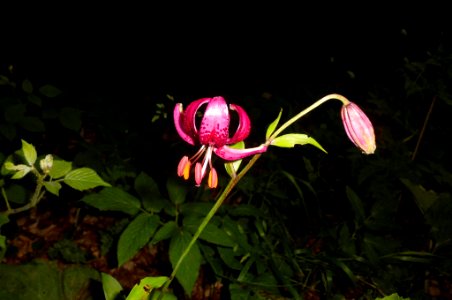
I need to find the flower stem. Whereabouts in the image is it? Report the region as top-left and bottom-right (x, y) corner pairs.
(162, 153), (263, 294)
(268, 93), (350, 141)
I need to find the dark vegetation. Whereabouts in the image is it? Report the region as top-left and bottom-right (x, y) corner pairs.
(1, 13), (451, 300)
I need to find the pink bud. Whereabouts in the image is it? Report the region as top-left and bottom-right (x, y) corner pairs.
(341, 102), (376, 154)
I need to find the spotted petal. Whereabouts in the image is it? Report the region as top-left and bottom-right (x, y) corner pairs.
(199, 96), (230, 146)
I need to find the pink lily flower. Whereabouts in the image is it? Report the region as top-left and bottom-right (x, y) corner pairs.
(341, 101), (376, 154)
(174, 96), (268, 188)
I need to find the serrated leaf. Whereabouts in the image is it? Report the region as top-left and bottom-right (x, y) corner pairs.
(266, 108), (283, 139)
(44, 181), (62, 196)
(117, 213), (160, 266)
(271, 133), (327, 153)
(134, 172), (168, 212)
(224, 141), (244, 178)
(64, 167), (111, 191)
(49, 159), (72, 179)
(21, 140), (37, 165)
(169, 231), (201, 296)
(39, 84), (62, 97)
(80, 187), (141, 215)
(101, 273), (123, 300)
(151, 221), (179, 244)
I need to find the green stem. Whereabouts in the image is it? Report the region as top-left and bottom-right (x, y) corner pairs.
(162, 93), (350, 296)
(268, 93), (350, 142)
(162, 153), (263, 293)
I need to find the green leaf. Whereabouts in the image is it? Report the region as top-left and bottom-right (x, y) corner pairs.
(63, 167), (111, 191)
(266, 108), (283, 139)
(4, 184), (27, 204)
(375, 292), (411, 300)
(151, 221), (179, 245)
(22, 79), (33, 94)
(21, 140), (37, 166)
(135, 172), (168, 212)
(270, 133), (327, 153)
(101, 273), (123, 300)
(11, 165), (32, 179)
(43, 181), (62, 196)
(166, 177), (188, 205)
(400, 178), (438, 214)
(184, 217), (234, 247)
(169, 231), (201, 296)
(345, 186), (366, 224)
(5, 104), (25, 123)
(80, 187), (141, 215)
(19, 117), (46, 132)
(126, 276), (171, 300)
(49, 159), (72, 179)
(117, 213), (160, 266)
(58, 107), (82, 132)
(224, 141), (244, 178)
(39, 84), (62, 97)
(27, 94), (42, 106)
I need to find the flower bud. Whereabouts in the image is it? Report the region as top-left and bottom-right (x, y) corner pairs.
(40, 154), (54, 174)
(341, 102), (376, 154)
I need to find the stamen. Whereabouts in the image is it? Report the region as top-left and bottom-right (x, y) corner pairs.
(208, 168), (218, 188)
(177, 156), (190, 179)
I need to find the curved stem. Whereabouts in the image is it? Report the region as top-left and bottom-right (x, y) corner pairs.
(268, 93), (350, 142)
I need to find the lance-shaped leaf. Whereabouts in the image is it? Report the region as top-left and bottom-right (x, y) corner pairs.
(81, 187), (141, 215)
(64, 167), (111, 191)
(271, 133), (327, 153)
(265, 108), (283, 139)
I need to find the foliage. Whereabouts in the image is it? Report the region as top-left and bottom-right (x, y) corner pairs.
(1, 39), (452, 300)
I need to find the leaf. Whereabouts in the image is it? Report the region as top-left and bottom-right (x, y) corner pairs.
(345, 186), (366, 224)
(266, 108), (283, 139)
(169, 231), (201, 296)
(64, 167), (111, 191)
(22, 79), (33, 94)
(4, 104), (25, 123)
(43, 181), (62, 196)
(135, 172), (168, 212)
(19, 117), (46, 132)
(80, 187), (141, 215)
(400, 178), (438, 214)
(151, 221), (179, 245)
(58, 107), (82, 132)
(101, 273), (123, 300)
(39, 84), (62, 97)
(49, 159), (72, 179)
(224, 141), (245, 178)
(166, 177), (188, 205)
(21, 140), (37, 166)
(126, 276), (172, 300)
(271, 133), (327, 153)
(184, 217), (234, 247)
(117, 213), (160, 266)
(27, 94), (42, 106)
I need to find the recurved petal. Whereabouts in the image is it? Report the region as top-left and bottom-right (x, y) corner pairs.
(174, 103), (196, 145)
(214, 144), (268, 161)
(183, 97), (211, 137)
(227, 103), (251, 144)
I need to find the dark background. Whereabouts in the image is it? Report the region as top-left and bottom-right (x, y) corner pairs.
(3, 6), (450, 105)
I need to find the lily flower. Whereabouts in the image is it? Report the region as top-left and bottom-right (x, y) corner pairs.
(341, 101), (376, 154)
(174, 96), (268, 188)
